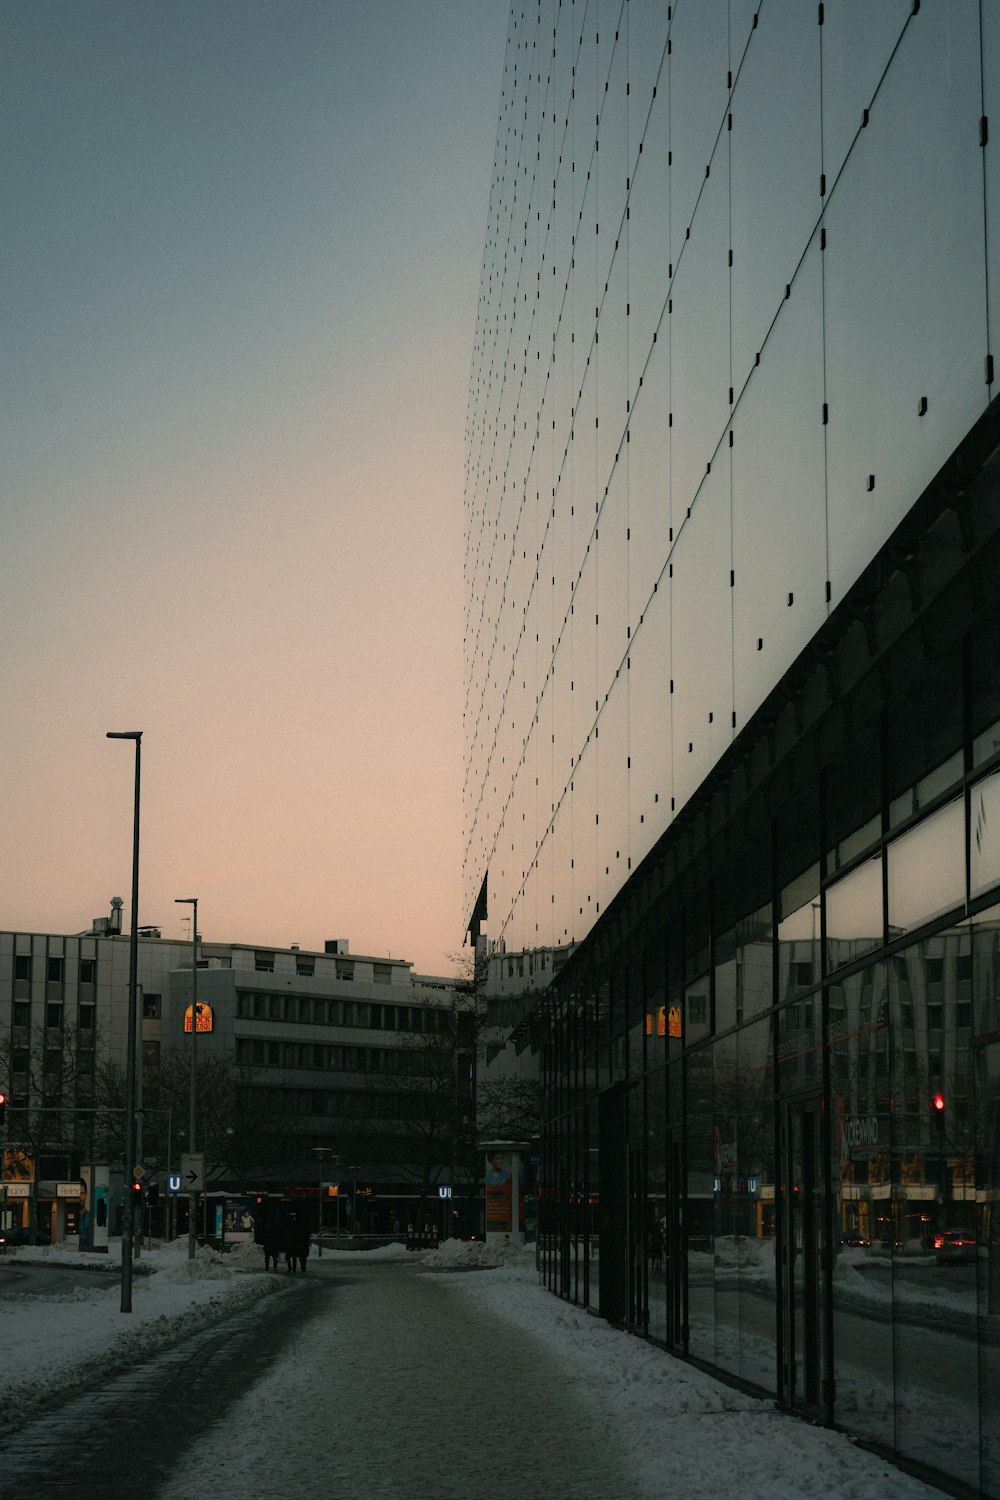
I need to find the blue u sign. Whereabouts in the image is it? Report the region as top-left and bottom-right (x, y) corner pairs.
(167, 1173), (182, 1194)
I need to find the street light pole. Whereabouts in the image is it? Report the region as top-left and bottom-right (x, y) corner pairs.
(106, 730), (142, 1315)
(312, 1146), (333, 1258)
(175, 897), (198, 1262)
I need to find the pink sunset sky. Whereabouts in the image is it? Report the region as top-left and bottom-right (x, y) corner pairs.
(0, 2), (508, 975)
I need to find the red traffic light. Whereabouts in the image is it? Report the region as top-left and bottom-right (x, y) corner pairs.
(131, 1180), (143, 1193)
(931, 1092), (946, 1111)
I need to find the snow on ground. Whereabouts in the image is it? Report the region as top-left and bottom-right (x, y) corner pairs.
(2, 1236), (942, 1497)
(0, 1237), (276, 1429)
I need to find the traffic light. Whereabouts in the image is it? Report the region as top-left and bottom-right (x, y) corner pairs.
(146, 1183), (159, 1207)
(930, 1091), (946, 1126)
(0, 1090), (6, 1125)
(131, 1179), (143, 1197)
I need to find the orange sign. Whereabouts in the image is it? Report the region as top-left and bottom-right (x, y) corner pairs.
(183, 1002), (213, 1033)
(668, 1004), (682, 1038)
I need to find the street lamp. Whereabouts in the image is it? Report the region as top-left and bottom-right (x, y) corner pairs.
(175, 897), (198, 1262)
(312, 1147), (336, 1258)
(106, 730), (142, 1315)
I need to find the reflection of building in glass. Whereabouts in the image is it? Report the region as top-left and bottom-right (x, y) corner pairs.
(465, 6), (1000, 1493)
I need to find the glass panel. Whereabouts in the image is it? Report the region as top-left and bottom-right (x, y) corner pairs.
(887, 798), (964, 936)
(825, 854), (883, 970)
(976, 1032), (1000, 1499)
(971, 768), (1000, 904)
(971, 613), (1000, 769)
(669, 462), (734, 814)
(826, 720), (881, 874)
(730, 0), (821, 394)
(732, 241), (826, 730)
(596, 675), (628, 917)
(820, 0), (910, 191)
(625, 322), (670, 629)
(646, 1065), (668, 1346)
(626, 568), (670, 868)
(829, 962), (893, 1447)
(715, 903), (774, 1032)
(668, 0), (728, 268)
(776, 995), (821, 1096)
(824, 4), (987, 605)
(686, 1046), (716, 1362)
(712, 1031), (741, 1380)
(668, 163), (730, 533)
(736, 1015), (777, 1392)
(890, 930), (980, 1489)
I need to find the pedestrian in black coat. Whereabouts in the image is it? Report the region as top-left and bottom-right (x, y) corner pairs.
(262, 1222), (282, 1272)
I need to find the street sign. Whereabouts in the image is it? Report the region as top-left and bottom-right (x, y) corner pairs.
(438, 1185), (453, 1199)
(132, 1165), (146, 1181)
(180, 1153), (205, 1192)
(167, 1173), (182, 1194)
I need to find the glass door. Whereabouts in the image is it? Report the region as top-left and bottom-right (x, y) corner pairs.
(780, 1096), (827, 1414)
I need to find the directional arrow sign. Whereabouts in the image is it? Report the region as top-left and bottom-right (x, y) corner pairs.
(180, 1152), (205, 1192)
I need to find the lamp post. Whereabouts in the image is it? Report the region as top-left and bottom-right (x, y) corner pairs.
(312, 1147), (335, 1258)
(175, 897), (198, 1262)
(106, 730), (142, 1315)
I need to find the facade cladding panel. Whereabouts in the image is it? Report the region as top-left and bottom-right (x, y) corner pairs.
(466, 4), (1000, 1494)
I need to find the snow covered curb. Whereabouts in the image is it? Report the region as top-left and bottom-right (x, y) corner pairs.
(1, 1242), (279, 1433)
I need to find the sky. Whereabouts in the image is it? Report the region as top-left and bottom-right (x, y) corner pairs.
(0, 1), (509, 975)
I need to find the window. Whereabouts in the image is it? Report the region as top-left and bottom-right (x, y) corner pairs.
(79, 1004), (96, 1030)
(79, 959), (96, 985)
(143, 993), (161, 1019)
(793, 961), (813, 988)
(336, 960), (355, 982)
(373, 963), (391, 985)
(12, 1001), (30, 1028)
(47, 956), (63, 983)
(254, 953), (275, 973)
(296, 958), (315, 977)
(46, 1003), (62, 1028)
(268, 995), (283, 1021)
(14, 955), (30, 981)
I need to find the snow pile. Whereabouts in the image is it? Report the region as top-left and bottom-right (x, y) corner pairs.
(421, 1235), (533, 1270)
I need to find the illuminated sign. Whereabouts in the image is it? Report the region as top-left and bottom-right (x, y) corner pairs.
(667, 1005), (682, 1038)
(183, 1002), (213, 1033)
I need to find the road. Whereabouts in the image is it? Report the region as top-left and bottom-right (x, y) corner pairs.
(0, 1257), (122, 1298)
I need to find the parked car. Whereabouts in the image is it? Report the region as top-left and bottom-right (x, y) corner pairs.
(934, 1228), (977, 1265)
(0, 1226), (51, 1250)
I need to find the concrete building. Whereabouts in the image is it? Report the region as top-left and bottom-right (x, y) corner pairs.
(465, 4), (1000, 1493)
(0, 908), (460, 1241)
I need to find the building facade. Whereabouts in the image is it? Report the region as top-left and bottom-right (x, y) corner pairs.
(0, 915), (461, 1240)
(465, 3), (1000, 1492)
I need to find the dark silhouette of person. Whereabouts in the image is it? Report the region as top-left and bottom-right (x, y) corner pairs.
(262, 1219), (282, 1272)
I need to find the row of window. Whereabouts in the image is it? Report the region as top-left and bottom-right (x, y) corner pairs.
(11, 955), (97, 984)
(235, 992), (447, 1032)
(242, 1084), (426, 1121)
(236, 1037), (429, 1076)
(10, 1000), (96, 1031)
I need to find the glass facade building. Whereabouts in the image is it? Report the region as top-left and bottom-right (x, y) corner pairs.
(465, 2), (1000, 1492)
